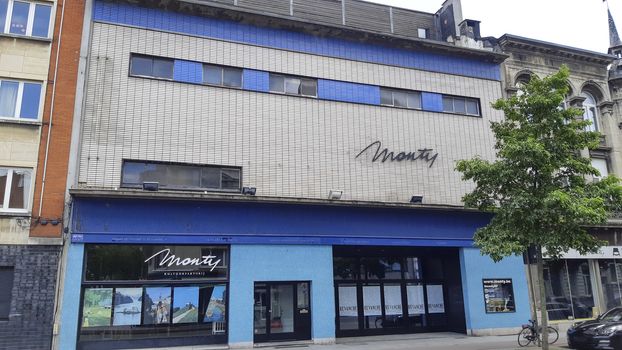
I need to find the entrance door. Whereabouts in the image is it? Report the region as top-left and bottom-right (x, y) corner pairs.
(254, 282), (311, 343)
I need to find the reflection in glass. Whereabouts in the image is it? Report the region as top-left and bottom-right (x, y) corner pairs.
(600, 260), (622, 310)
(223, 68), (242, 88)
(270, 284), (294, 334)
(404, 257), (421, 280)
(32, 4), (51, 37)
(8, 169), (30, 209)
(0, 169), (6, 208)
(143, 287), (171, 325)
(9, 1), (28, 35)
(254, 285), (268, 334)
(567, 259), (594, 319)
(20, 83), (42, 119)
(113, 288), (142, 326)
(203, 285), (226, 324)
(82, 288), (113, 327)
(334, 257), (358, 280)
(543, 260), (574, 320)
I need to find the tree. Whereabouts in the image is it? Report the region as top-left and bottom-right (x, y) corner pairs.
(456, 66), (622, 349)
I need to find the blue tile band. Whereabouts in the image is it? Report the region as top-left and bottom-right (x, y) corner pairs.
(173, 60), (203, 84)
(242, 69), (270, 92)
(94, 1), (500, 81)
(422, 92), (444, 112)
(318, 79), (380, 105)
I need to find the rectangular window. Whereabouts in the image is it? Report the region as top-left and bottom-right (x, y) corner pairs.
(442, 95), (480, 116)
(269, 73), (317, 97)
(591, 158), (609, 180)
(0, 267), (14, 319)
(380, 88), (421, 110)
(1, 0), (51, 38)
(417, 28), (428, 39)
(203, 64), (242, 88)
(0, 79), (41, 120)
(0, 168), (32, 211)
(121, 160), (241, 192)
(129, 54), (174, 80)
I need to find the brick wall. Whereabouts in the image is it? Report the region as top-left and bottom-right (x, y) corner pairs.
(0, 245), (60, 350)
(30, 0), (86, 238)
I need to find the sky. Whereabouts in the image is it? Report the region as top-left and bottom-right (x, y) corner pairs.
(367, 0), (619, 54)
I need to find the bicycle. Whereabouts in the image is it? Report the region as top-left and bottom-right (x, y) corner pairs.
(517, 319), (559, 347)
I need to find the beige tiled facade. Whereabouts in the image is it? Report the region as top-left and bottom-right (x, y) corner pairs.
(77, 23), (505, 206)
(0, 32), (54, 243)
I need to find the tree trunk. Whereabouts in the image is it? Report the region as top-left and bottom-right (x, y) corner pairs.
(525, 247), (541, 346)
(537, 247), (549, 350)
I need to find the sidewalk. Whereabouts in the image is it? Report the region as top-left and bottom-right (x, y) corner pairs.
(257, 333), (569, 350)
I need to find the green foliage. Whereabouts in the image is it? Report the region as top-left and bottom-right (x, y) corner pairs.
(456, 66), (622, 261)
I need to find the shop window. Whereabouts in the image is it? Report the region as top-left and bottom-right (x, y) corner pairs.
(334, 257), (358, 280)
(362, 283), (381, 329)
(598, 260), (622, 310)
(337, 284), (358, 330)
(0, 168), (32, 211)
(269, 74), (317, 97)
(80, 245), (229, 344)
(0, 267), (14, 319)
(129, 54), (174, 80)
(203, 64), (242, 88)
(442, 95), (480, 116)
(0, 0), (52, 38)
(380, 88), (422, 110)
(0, 79), (42, 120)
(544, 259), (595, 320)
(121, 160), (241, 193)
(361, 258), (402, 280)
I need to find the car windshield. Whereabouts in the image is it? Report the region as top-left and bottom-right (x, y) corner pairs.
(601, 308), (622, 322)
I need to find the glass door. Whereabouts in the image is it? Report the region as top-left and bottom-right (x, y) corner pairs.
(254, 282), (311, 343)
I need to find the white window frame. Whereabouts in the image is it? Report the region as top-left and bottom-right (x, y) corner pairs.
(269, 73), (317, 98)
(591, 158), (609, 181)
(0, 167), (33, 213)
(3, 0), (53, 38)
(380, 88), (422, 110)
(417, 28), (428, 39)
(0, 79), (43, 121)
(442, 95), (481, 116)
(581, 92), (599, 132)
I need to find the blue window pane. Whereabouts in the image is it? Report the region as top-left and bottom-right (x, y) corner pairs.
(0, 0), (9, 33)
(130, 55), (152, 76)
(0, 81), (18, 117)
(9, 1), (29, 35)
(32, 4), (51, 37)
(20, 83), (41, 119)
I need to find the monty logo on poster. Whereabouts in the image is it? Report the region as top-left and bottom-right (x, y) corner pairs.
(145, 248), (222, 271)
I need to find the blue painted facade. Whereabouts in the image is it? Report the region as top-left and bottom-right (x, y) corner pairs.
(317, 79), (380, 105)
(70, 198), (491, 247)
(459, 248), (531, 333)
(229, 245), (335, 344)
(58, 243), (84, 350)
(173, 59), (203, 84)
(93, 1), (500, 81)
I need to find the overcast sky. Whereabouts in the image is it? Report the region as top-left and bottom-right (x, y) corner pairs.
(367, 0), (618, 53)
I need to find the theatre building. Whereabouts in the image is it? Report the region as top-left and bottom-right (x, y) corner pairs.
(56, 0), (532, 348)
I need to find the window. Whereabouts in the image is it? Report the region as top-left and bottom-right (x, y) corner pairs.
(442, 95), (480, 116)
(0, 79), (42, 120)
(544, 259), (595, 320)
(129, 54), (174, 80)
(0, 267), (14, 319)
(0, 168), (32, 211)
(0, 0), (52, 38)
(591, 158), (609, 180)
(121, 160), (241, 192)
(269, 74), (317, 97)
(417, 28), (428, 39)
(380, 88), (421, 109)
(582, 92), (599, 132)
(203, 64), (242, 88)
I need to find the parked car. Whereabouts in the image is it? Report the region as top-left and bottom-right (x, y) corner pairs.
(567, 307), (622, 349)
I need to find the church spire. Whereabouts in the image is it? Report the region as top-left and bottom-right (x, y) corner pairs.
(609, 6), (622, 49)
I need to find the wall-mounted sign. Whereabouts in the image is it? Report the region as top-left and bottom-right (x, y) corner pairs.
(483, 279), (515, 313)
(355, 141), (439, 168)
(85, 245), (228, 281)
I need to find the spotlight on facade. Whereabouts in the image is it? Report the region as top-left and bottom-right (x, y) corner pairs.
(142, 182), (159, 191)
(242, 187), (256, 196)
(39, 218), (48, 225)
(50, 219), (61, 226)
(410, 195), (423, 204)
(328, 190), (343, 200)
